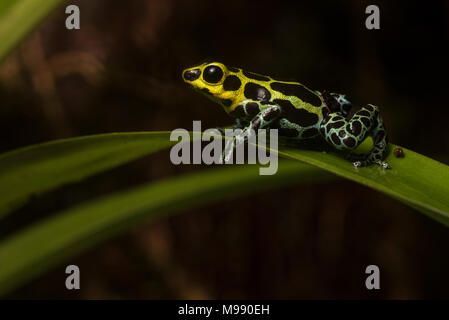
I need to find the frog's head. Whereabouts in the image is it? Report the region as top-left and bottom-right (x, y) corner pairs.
(182, 61), (240, 111)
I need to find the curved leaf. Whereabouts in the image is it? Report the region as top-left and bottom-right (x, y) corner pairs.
(1, 131), (448, 226)
(0, 132), (176, 218)
(0, 0), (65, 61)
(0, 161), (330, 295)
(1, 131), (448, 295)
(275, 140), (449, 226)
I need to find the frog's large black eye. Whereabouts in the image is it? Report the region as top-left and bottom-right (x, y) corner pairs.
(203, 65), (223, 84)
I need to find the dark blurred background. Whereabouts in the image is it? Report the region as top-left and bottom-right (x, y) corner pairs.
(1, 0), (449, 299)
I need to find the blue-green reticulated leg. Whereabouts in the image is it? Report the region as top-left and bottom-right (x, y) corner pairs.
(222, 104), (281, 163)
(321, 90), (353, 116)
(330, 92), (352, 116)
(320, 104), (390, 168)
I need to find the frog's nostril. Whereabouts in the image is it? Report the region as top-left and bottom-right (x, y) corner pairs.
(183, 68), (201, 81)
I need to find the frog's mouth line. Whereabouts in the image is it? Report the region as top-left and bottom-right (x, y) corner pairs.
(190, 86), (222, 105)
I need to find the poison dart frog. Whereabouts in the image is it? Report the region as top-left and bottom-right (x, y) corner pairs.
(182, 61), (390, 168)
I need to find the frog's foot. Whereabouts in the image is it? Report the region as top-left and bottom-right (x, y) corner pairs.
(221, 136), (239, 163)
(345, 146), (390, 169)
(352, 159), (390, 169)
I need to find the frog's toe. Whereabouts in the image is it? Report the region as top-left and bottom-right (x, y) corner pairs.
(377, 160), (391, 169)
(353, 161), (362, 168)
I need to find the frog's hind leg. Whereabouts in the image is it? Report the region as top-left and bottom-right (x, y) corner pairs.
(320, 104), (390, 168)
(330, 93), (352, 116)
(321, 90), (352, 116)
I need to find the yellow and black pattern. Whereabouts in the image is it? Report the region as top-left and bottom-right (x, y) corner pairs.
(182, 61), (390, 168)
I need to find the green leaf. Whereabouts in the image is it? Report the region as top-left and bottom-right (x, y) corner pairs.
(0, 132), (176, 218)
(275, 140), (449, 226)
(0, 161), (330, 295)
(0, 0), (65, 61)
(0, 131), (449, 295)
(1, 132), (449, 226)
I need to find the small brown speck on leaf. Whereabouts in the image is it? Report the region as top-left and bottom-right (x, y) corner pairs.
(394, 148), (404, 158)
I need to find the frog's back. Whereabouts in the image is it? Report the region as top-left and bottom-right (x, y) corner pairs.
(228, 67), (325, 118)
(182, 62), (326, 130)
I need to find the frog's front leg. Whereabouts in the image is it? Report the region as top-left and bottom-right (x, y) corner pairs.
(320, 104), (390, 168)
(223, 103), (281, 163)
